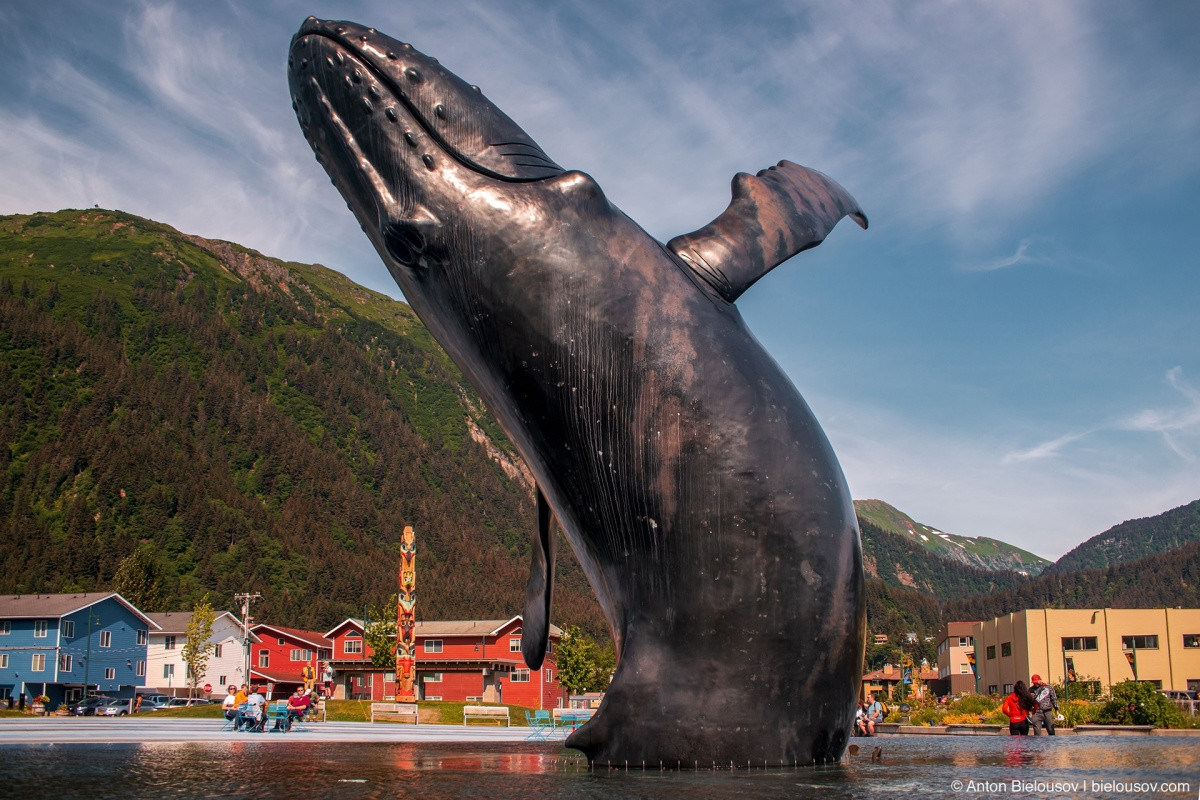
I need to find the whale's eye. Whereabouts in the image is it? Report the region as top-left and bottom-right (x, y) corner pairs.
(383, 223), (426, 267)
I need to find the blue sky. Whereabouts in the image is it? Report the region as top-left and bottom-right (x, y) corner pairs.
(2, 1), (1197, 559)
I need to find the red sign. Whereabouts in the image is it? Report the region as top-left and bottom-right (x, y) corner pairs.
(203, 683), (213, 693)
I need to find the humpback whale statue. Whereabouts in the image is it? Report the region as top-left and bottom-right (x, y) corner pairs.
(289, 17), (867, 767)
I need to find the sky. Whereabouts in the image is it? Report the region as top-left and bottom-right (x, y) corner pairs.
(1, 0), (1198, 559)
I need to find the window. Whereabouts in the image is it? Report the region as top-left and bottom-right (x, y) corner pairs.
(1140, 679), (1162, 689)
(1062, 636), (1099, 651)
(958, 637), (969, 647)
(164, 664), (175, 679)
(136, 660), (145, 676)
(105, 667), (115, 680)
(99, 630), (112, 648)
(277, 637), (286, 646)
(0, 654), (8, 668)
(960, 665), (970, 674)
(290, 648), (314, 661)
(61, 620), (74, 638)
(985, 645), (996, 660)
(544, 669), (554, 682)
(258, 652), (269, 668)
(1000, 642), (1012, 657)
(546, 641), (553, 655)
(1122, 635), (1159, 650)
(31, 653), (45, 672)
(424, 639), (443, 654)
(344, 640), (363, 654)
(213, 644), (223, 658)
(424, 672), (442, 683)
(164, 635), (176, 650)
(511, 669), (530, 682)
(34, 620), (47, 638)
(1183, 634), (1200, 649)
(425, 696), (443, 701)
(987, 685), (998, 695)
(1188, 679), (1200, 693)
(59, 654), (73, 672)
(1003, 683), (1013, 694)
(510, 637), (522, 653)
(137, 629), (147, 645)
(0, 620), (9, 635)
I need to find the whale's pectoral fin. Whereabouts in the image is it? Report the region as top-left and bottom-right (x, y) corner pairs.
(667, 161), (868, 302)
(521, 485), (556, 670)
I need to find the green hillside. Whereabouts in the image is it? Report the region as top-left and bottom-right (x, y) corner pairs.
(0, 209), (603, 636)
(855, 499), (1050, 575)
(1048, 498), (1200, 574)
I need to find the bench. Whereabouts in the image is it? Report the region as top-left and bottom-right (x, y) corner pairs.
(463, 705), (510, 726)
(370, 702), (419, 724)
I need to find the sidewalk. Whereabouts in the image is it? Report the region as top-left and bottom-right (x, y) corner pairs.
(0, 717), (548, 745)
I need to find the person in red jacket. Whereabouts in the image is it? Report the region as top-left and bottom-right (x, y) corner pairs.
(1001, 680), (1038, 735)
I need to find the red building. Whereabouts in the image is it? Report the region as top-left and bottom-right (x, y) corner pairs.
(323, 615), (567, 709)
(249, 624), (332, 698)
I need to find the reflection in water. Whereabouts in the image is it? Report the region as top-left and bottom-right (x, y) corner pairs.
(4, 736), (1198, 799)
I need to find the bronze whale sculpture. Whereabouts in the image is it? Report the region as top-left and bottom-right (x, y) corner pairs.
(288, 17), (867, 767)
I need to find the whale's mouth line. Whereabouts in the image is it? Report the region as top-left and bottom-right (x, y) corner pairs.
(296, 31), (560, 184)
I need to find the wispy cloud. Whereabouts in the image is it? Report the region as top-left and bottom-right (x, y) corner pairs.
(1002, 429), (1094, 465)
(961, 240), (1034, 272)
(1120, 367), (1200, 461)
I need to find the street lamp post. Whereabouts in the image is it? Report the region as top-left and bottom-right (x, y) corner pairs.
(82, 610), (101, 700)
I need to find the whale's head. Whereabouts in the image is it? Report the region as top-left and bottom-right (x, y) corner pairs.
(288, 18), (571, 310)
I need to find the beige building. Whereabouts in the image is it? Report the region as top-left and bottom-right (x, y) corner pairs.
(936, 621), (980, 695)
(971, 608), (1200, 696)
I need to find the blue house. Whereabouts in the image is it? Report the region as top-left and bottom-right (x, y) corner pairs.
(0, 592), (159, 710)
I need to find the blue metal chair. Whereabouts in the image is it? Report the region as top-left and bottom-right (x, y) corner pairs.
(524, 709), (553, 740)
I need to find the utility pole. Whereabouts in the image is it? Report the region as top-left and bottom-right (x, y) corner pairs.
(82, 610), (101, 700)
(234, 593), (261, 688)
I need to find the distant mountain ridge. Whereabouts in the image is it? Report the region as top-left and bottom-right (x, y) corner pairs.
(854, 499), (1050, 575)
(1047, 498), (1200, 574)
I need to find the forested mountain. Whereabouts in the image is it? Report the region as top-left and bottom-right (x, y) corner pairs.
(860, 519), (1029, 598)
(0, 209), (603, 636)
(944, 538), (1200, 622)
(3, 209), (1194, 656)
(1047, 498), (1200, 575)
(856, 499), (1050, 575)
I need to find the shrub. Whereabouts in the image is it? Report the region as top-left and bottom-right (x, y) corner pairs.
(1059, 699), (1101, 728)
(1096, 681), (1185, 728)
(946, 695), (999, 716)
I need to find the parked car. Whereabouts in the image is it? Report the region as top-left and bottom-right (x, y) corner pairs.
(96, 698), (132, 716)
(68, 696), (111, 716)
(135, 694), (173, 711)
(1160, 689), (1198, 701)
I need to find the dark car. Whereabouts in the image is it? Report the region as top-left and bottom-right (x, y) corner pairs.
(68, 696), (111, 716)
(135, 694), (172, 711)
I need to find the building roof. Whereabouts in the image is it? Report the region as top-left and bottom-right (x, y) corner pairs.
(862, 666), (940, 682)
(414, 617), (563, 638)
(144, 611), (258, 640)
(250, 666), (313, 686)
(324, 615), (564, 640)
(251, 623), (332, 649)
(0, 592), (160, 629)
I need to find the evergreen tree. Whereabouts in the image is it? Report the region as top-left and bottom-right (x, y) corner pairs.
(111, 544), (164, 612)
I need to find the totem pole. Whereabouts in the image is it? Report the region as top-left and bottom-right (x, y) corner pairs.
(395, 525), (418, 702)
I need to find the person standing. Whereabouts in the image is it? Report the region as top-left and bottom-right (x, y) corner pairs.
(321, 662), (335, 697)
(1001, 680), (1037, 736)
(1029, 674), (1059, 735)
(302, 664), (316, 693)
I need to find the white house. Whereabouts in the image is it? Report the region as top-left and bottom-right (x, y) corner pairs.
(143, 611), (258, 697)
